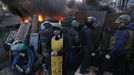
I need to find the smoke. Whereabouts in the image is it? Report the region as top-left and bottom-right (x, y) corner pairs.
(1, 0), (68, 17)
(42, 0), (66, 15)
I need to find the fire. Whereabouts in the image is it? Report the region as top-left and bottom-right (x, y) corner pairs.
(44, 15), (64, 21)
(21, 17), (29, 23)
(38, 14), (44, 22)
(23, 19), (29, 23)
(38, 15), (64, 21)
(55, 16), (64, 21)
(21, 14), (64, 23)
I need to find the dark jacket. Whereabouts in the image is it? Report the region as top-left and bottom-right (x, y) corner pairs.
(109, 23), (134, 56)
(39, 29), (53, 43)
(79, 25), (96, 53)
(68, 27), (80, 46)
(39, 28), (53, 54)
(12, 49), (34, 68)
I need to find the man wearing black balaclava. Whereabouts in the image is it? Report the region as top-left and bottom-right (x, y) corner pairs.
(79, 16), (98, 74)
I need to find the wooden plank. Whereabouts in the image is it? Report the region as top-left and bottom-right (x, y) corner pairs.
(29, 33), (39, 54)
(101, 13), (125, 51)
(31, 15), (38, 33)
(104, 13), (125, 32)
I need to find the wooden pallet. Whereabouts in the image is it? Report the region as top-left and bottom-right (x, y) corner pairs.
(15, 23), (30, 42)
(5, 31), (16, 43)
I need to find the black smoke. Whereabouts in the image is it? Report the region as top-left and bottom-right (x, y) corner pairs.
(1, 0), (67, 17)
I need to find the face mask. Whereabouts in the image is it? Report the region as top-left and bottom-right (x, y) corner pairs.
(54, 34), (62, 40)
(86, 22), (96, 30)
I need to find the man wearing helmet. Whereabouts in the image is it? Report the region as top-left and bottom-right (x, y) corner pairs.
(99, 14), (134, 75)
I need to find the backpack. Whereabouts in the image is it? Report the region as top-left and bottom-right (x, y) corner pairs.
(124, 30), (134, 50)
(110, 30), (134, 50)
(109, 30), (134, 62)
(125, 30), (134, 62)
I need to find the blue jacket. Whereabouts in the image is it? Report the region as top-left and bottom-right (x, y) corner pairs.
(12, 49), (34, 68)
(109, 23), (134, 56)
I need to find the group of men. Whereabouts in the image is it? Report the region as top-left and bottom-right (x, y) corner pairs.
(3, 13), (134, 75)
(39, 13), (134, 75)
(77, 14), (134, 75)
(1, 0), (133, 75)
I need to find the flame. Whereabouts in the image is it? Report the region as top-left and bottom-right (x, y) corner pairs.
(21, 14), (64, 23)
(38, 14), (44, 22)
(44, 15), (64, 21)
(54, 15), (64, 21)
(36, 13), (65, 21)
(23, 19), (29, 23)
(21, 17), (29, 23)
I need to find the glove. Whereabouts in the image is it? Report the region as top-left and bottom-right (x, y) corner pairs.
(42, 64), (47, 69)
(42, 51), (50, 57)
(105, 54), (111, 59)
(91, 52), (96, 56)
(51, 51), (57, 56)
(25, 67), (31, 74)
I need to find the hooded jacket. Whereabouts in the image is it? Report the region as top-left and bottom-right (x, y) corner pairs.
(109, 23), (134, 57)
(12, 48), (34, 68)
